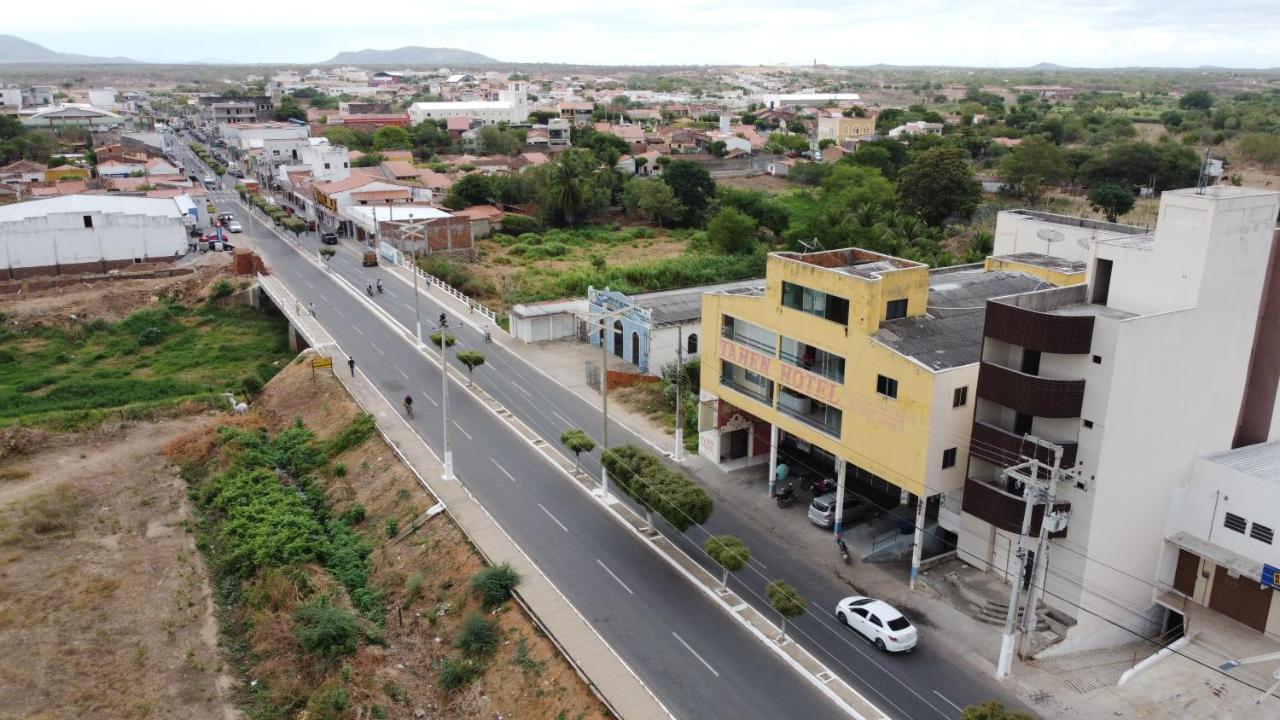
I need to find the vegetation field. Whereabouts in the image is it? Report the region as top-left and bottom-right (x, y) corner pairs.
(0, 300), (291, 429)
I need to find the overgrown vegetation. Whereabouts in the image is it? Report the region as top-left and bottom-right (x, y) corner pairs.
(0, 302), (290, 429)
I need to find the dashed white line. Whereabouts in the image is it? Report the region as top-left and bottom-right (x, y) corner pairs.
(672, 632), (720, 677)
(932, 691), (962, 713)
(317, 292), (330, 303)
(491, 459), (516, 482)
(333, 307), (345, 319)
(396, 367), (409, 380)
(595, 558), (633, 595)
(552, 410), (571, 425)
(354, 326), (364, 335)
(423, 394), (438, 407)
(539, 503), (570, 533)
(511, 382), (533, 398)
(371, 342), (384, 356)
(452, 420), (473, 440)
(303, 279), (315, 289)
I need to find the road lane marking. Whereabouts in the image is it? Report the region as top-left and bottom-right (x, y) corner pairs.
(932, 691), (961, 713)
(595, 558), (633, 595)
(452, 420), (473, 440)
(539, 503), (570, 533)
(672, 632), (720, 677)
(371, 342), (384, 356)
(317, 292), (330, 303)
(354, 326), (364, 335)
(333, 307), (345, 319)
(396, 367), (409, 380)
(511, 382), (532, 398)
(423, 394), (438, 406)
(552, 410), (571, 425)
(303, 279), (315, 289)
(491, 459), (516, 482)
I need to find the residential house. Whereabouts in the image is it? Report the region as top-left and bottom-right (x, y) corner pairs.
(313, 175), (431, 236)
(816, 111), (876, 144)
(23, 104), (122, 130)
(409, 82), (529, 126)
(887, 121), (944, 138)
(0, 160), (48, 185)
(144, 158), (179, 176)
(557, 101), (595, 126)
(1012, 85), (1076, 101)
(344, 205), (474, 260)
(197, 95), (274, 124)
(339, 101), (393, 114)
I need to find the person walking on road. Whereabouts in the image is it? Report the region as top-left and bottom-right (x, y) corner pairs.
(309, 302), (316, 318)
(347, 357), (355, 377)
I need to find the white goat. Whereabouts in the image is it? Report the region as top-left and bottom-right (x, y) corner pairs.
(222, 392), (249, 415)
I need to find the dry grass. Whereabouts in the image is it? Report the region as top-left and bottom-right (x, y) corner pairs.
(4, 482), (83, 544)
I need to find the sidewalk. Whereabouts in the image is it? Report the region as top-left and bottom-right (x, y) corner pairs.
(258, 275), (672, 720)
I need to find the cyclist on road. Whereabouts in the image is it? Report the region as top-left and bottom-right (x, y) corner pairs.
(403, 394), (414, 418)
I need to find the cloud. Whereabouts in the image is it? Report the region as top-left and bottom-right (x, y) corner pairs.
(7, 0), (1276, 67)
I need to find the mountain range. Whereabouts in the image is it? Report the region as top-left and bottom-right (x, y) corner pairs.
(321, 46), (498, 65)
(0, 34), (136, 64)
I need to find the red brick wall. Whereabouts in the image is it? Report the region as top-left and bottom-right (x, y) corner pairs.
(606, 369), (659, 391)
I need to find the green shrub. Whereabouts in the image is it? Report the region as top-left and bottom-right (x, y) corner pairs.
(326, 687), (348, 711)
(339, 503), (364, 524)
(210, 279), (233, 300)
(385, 518), (399, 538)
(470, 563), (521, 607)
(500, 214), (542, 235)
(320, 413), (375, 457)
(456, 613), (498, 656)
(438, 655), (483, 691)
(293, 598), (358, 660)
(333, 463), (348, 478)
(139, 326), (164, 345)
(240, 375), (263, 397)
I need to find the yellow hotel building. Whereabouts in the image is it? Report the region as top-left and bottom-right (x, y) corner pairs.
(699, 246), (1083, 577)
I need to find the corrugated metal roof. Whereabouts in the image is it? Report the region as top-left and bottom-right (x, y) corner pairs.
(1204, 441), (1280, 483)
(0, 194), (184, 221)
(631, 279), (765, 326)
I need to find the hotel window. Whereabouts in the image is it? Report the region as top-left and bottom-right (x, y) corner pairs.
(876, 374), (898, 399)
(952, 386), (968, 408)
(885, 298), (908, 320)
(781, 281), (849, 325)
(942, 448), (957, 469)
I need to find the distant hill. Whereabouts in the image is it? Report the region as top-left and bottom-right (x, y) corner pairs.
(0, 34), (137, 64)
(321, 46), (498, 66)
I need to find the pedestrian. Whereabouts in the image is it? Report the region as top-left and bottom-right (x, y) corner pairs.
(347, 356), (355, 377)
(309, 302), (316, 318)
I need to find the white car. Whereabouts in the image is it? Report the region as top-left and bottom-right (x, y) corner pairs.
(835, 596), (918, 652)
(226, 220), (243, 233)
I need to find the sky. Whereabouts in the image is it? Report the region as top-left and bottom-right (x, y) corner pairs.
(6, 0), (1278, 68)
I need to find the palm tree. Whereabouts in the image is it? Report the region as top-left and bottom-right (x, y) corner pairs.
(547, 153), (587, 227)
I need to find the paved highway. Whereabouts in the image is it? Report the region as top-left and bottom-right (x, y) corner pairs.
(184, 136), (1026, 719)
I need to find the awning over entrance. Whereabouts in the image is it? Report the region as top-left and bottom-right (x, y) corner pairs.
(1168, 530), (1262, 581)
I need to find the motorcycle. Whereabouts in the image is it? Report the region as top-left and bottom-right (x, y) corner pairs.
(801, 475), (837, 496)
(365, 283), (374, 297)
(375, 280), (383, 295)
(774, 483), (797, 509)
(836, 536), (850, 565)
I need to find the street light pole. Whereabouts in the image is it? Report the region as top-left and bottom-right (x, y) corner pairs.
(441, 328), (453, 482)
(674, 324), (684, 461)
(600, 317), (610, 499)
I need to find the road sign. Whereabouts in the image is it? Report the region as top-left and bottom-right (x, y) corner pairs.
(1262, 564), (1280, 590)
(311, 356), (333, 369)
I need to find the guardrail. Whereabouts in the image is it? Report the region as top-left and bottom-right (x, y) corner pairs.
(399, 255), (499, 323)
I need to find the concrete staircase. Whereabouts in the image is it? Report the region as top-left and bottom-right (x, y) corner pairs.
(944, 571), (1054, 634)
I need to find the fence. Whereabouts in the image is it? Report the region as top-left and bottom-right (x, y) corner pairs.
(399, 255), (499, 324)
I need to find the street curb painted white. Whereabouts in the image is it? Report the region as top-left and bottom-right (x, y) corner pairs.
(257, 209), (883, 719)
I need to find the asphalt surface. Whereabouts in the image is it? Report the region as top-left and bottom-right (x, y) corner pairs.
(182, 136), (1026, 720)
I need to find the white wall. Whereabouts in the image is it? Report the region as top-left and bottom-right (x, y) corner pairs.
(0, 210), (187, 271)
(994, 211), (1143, 264)
(923, 364), (979, 497)
(1177, 457), (1280, 569)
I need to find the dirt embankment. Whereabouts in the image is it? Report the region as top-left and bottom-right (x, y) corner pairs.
(164, 356), (606, 720)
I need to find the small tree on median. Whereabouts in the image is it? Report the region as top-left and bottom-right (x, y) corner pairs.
(961, 701), (1035, 720)
(455, 349), (485, 385)
(430, 332), (457, 349)
(560, 429), (596, 474)
(704, 535), (750, 590)
(766, 580), (806, 640)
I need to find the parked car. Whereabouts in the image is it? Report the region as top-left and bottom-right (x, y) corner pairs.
(203, 176), (216, 188)
(227, 220), (243, 233)
(320, 231), (338, 245)
(807, 492), (875, 529)
(835, 596), (918, 652)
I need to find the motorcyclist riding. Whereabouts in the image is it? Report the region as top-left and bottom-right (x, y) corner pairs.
(366, 281), (374, 297)
(375, 279), (383, 294)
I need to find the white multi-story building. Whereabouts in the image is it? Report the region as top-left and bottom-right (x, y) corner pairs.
(408, 82), (529, 126)
(958, 187), (1280, 652)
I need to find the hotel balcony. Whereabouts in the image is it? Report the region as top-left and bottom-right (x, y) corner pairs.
(976, 362), (1085, 419)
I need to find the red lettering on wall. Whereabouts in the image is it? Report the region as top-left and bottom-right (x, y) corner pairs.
(720, 340), (772, 375)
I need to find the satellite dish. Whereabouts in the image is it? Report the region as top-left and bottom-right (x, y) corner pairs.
(1037, 228), (1066, 244)
(1077, 234), (1092, 250)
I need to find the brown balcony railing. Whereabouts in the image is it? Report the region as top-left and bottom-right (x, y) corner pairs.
(969, 421), (1077, 469)
(977, 362), (1085, 419)
(985, 301), (1094, 355)
(961, 477), (1070, 538)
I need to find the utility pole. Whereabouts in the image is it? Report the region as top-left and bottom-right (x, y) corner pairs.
(441, 328), (453, 481)
(395, 210), (427, 347)
(995, 434), (1067, 678)
(996, 456), (1039, 679)
(1020, 441), (1065, 658)
(674, 324), (684, 461)
(599, 317), (610, 499)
